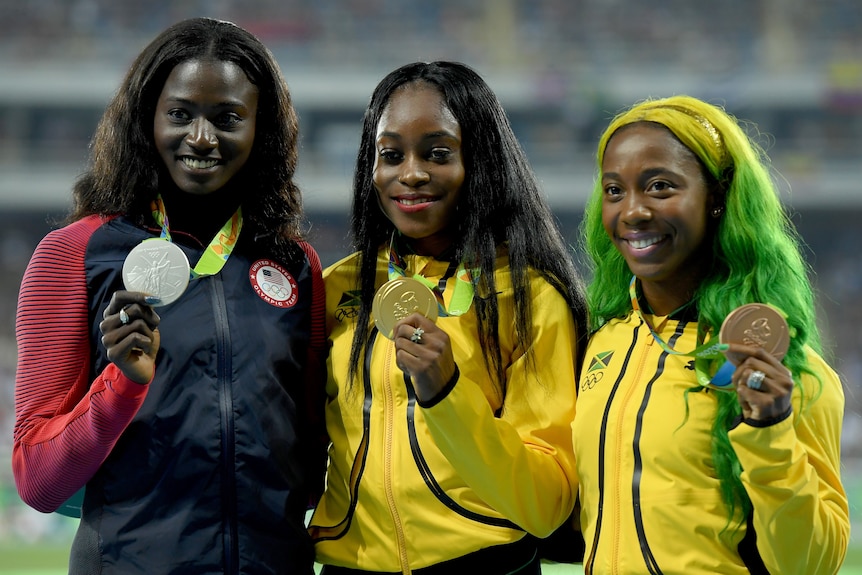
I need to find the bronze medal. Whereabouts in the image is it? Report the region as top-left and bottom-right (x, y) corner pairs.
(719, 303), (790, 365)
(373, 277), (438, 339)
(122, 239), (191, 306)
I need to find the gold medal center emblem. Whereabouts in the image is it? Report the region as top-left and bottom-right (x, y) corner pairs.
(372, 277), (439, 339)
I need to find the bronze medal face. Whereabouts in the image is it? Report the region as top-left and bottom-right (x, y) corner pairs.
(372, 277), (439, 339)
(719, 303), (790, 365)
(122, 239), (191, 306)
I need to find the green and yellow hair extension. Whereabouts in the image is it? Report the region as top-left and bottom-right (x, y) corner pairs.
(580, 95), (822, 531)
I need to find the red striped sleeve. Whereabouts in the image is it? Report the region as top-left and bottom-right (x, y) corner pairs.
(297, 241), (326, 356)
(297, 241), (328, 503)
(13, 215), (149, 513)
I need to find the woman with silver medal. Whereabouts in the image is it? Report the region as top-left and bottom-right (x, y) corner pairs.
(13, 18), (327, 574)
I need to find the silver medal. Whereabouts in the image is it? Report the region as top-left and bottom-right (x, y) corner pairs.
(122, 239), (191, 306)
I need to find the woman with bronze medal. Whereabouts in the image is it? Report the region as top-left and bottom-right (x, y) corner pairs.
(13, 18), (327, 574)
(573, 95), (849, 574)
(308, 62), (588, 574)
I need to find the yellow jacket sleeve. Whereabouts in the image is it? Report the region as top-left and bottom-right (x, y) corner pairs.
(729, 351), (849, 574)
(420, 276), (579, 537)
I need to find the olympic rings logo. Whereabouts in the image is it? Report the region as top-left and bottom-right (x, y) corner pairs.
(261, 282), (289, 299)
(580, 371), (604, 392)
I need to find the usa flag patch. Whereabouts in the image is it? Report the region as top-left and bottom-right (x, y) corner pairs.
(249, 259), (298, 308)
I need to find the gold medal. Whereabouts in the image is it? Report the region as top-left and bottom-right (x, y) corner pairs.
(372, 277), (438, 339)
(719, 303), (790, 365)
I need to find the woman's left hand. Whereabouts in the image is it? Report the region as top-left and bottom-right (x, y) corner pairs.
(728, 343), (794, 422)
(393, 313), (457, 403)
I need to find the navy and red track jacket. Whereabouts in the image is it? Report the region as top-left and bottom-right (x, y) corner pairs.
(14, 214), (326, 574)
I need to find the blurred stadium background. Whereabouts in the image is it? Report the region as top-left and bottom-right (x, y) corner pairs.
(0, 0), (860, 572)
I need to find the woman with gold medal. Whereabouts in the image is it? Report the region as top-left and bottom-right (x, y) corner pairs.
(309, 61), (588, 574)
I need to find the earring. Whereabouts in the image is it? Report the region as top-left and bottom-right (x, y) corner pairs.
(711, 206), (724, 218)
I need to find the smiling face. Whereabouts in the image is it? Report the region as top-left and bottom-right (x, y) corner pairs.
(372, 82), (465, 257)
(601, 122), (716, 314)
(153, 58), (259, 196)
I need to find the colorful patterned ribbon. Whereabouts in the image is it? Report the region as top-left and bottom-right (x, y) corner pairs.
(628, 276), (733, 390)
(387, 232), (477, 317)
(151, 194), (243, 280)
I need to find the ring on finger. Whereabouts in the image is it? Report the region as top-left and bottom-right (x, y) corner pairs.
(119, 307), (130, 325)
(746, 369), (766, 391)
(410, 327), (424, 344)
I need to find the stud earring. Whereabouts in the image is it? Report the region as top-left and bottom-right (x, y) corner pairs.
(711, 206), (725, 218)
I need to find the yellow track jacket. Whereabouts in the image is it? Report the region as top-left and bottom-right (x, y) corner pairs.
(573, 310), (848, 575)
(310, 249), (579, 572)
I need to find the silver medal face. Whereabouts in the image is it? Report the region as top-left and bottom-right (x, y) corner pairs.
(122, 239), (191, 306)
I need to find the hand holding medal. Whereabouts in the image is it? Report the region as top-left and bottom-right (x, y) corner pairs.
(719, 303), (790, 390)
(628, 275), (792, 398)
(374, 276), (456, 403)
(696, 303), (791, 393)
(373, 246), (466, 403)
(718, 303), (794, 421)
(111, 195), (242, 382)
(99, 290), (162, 385)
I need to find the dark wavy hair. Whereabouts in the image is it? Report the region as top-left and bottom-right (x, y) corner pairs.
(581, 95), (822, 529)
(346, 61), (588, 394)
(69, 17), (303, 246)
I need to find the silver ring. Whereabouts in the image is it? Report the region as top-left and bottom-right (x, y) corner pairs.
(119, 307), (130, 325)
(746, 370), (766, 391)
(410, 327), (424, 344)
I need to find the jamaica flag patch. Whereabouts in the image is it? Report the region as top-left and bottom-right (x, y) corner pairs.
(335, 290), (362, 322)
(587, 351), (614, 373)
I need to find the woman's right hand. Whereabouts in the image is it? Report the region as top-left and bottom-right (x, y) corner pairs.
(393, 312), (457, 404)
(99, 291), (161, 384)
(727, 343), (794, 422)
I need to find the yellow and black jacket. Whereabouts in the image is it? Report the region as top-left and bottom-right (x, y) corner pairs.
(573, 309), (848, 575)
(310, 248), (579, 572)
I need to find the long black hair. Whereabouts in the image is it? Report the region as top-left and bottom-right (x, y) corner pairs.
(70, 17), (304, 249)
(347, 61), (588, 394)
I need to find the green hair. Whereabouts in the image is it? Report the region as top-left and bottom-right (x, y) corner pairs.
(580, 95), (822, 529)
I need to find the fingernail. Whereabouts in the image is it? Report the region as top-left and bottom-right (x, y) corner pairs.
(144, 296), (162, 305)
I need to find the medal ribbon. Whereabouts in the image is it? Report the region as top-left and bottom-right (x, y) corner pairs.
(387, 232), (477, 317)
(628, 276), (733, 390)
(151, 195), (243, 279)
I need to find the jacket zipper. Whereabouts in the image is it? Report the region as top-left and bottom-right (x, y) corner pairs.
(212, 277), (238, 574)
(381, 344), (411, 573)
(610, 332), (652, 574)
